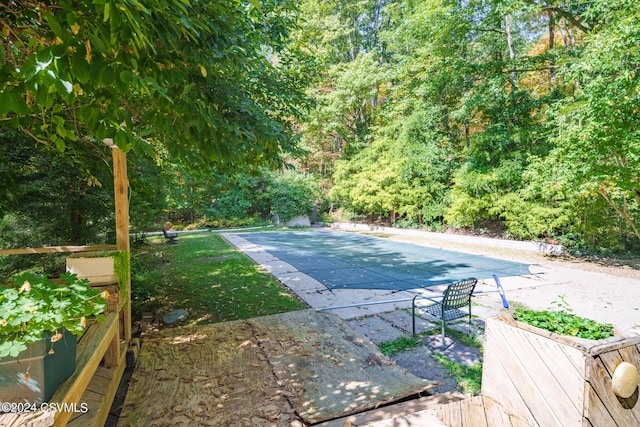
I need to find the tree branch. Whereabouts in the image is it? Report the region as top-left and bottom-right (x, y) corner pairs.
(541, 6), (591, 34)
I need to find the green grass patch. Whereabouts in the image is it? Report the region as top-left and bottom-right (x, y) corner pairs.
(433, 354), (483, 396)
(378, 335), (423, 356)
(131, 233), (308, 324)
(443, 327), (483, 349)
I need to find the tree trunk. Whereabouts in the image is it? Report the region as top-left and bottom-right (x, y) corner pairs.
(505, 15), (517, 92)
(548, 11), (556, 86)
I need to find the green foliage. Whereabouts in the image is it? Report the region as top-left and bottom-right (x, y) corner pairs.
(299, 0), (640, 251)
(1, 0), (305, 169)
(270, 171), (319, 223)
(0, 273), (107, 358)
(112, 251), (129, 304)
(4, 0), (640, 255)
(207, 173), (272, 223)
(205, 170), (320, 226)
(330, 106), (453, 225)
(0, 130), (116, 276)
(541, 0), (640, 242)
(513, 296), (614, 340)
(128, 150), (170, 233)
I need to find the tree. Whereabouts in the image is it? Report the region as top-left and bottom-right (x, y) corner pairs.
(293, 0), (392, 175)
(0, 128), (115, 280)
(0, 0), (304, 168)
(541, 0), (640, 242)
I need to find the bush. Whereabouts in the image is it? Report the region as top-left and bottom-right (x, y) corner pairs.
(270, 171), (319, 223)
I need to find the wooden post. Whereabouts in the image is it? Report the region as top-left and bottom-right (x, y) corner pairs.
(112, 147), (132, 343)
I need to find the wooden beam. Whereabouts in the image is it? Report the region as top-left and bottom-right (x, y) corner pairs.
(111, 147), (131, 342)
(67, 346), (128, 427)
(0, 245), (117, 255)
(52, 313), (119, 426)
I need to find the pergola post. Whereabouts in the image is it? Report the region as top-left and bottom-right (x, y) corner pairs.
(112, 147), (132, 343)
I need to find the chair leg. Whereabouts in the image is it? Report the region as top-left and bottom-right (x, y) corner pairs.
(412, 296), (417, 336)
(441, 318), (446, 350)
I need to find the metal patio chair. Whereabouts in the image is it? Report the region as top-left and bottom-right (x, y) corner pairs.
(412, 278), (478, 349)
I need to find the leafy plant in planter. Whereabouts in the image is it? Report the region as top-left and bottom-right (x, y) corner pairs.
(0, 272), (107, 358)
(513, 295), (614, 340)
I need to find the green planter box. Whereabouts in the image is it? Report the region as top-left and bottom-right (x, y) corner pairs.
(0, 329), (77, 404)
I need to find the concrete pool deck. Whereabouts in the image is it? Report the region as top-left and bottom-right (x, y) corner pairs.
(223, 226), (640, 335)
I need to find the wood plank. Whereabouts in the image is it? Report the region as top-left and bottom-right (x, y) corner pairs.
(358, 408), (447, 426)
(118, 319), (298, 426)
(483, 317), (582, 426)
(527, 326), (586, 409)
(583, 381), (617, 427)
(482, 395), (513, 427)
(0, 245), (117, 255)
(605, 347), (640, 415)
(51, 312), (119, 426)
(616, 344), (640, 380)
(247, 310), (433, 424)
(102, 325), (120, 368)
(560, 341), (588, 375)
(509, 415), (536, 427)
(585, 355), (640, 426)
(67, 389), (102, 425)
(588, 334), (640, 356)
(436, 395), (531, 427)
(67, 346), (128, 427)
(317, 391), (465, 426)
(111, 148), (132, 343)
(482, 396), (534, 427)
(460, 396), (488, 427)
(0, 411), (54, 427)
(436, 399), (464, 427)
(481, 320), (537, 426)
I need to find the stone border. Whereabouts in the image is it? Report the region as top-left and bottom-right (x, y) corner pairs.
(330, 222), (564, 254)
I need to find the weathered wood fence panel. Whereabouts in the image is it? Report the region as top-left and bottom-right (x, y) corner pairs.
(482, 316), (640, 427)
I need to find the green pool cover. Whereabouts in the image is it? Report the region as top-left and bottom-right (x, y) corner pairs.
(238, 230), (531, 291)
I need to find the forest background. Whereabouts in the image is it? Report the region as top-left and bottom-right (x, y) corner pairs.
(2, 0), (640, 279)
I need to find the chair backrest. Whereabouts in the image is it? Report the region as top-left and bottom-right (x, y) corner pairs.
(442, 278), (477, 310)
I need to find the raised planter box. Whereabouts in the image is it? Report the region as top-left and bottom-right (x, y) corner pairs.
(482, 314), (640, 427)
(0, 329), (77, 404)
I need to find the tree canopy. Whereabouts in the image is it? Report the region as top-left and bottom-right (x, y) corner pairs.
(0, 0), (304, 168)
(291, 0), (640, 249)
(2, 0), (640, 253)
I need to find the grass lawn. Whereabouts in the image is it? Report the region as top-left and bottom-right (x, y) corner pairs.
(130, 232), (308, 325)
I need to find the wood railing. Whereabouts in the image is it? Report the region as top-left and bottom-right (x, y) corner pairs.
(0, 245), (117, 255)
